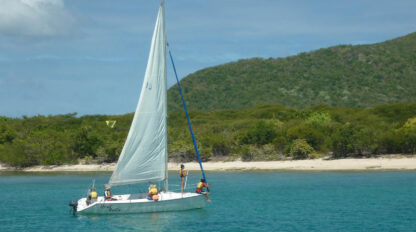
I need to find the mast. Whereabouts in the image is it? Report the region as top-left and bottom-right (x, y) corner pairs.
(161, 0), (168, 192)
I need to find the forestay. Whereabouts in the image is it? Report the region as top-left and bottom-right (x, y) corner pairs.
(109, 3), (167, 186)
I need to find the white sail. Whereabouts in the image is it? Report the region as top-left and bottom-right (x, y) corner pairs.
(109, 2), (167, 186)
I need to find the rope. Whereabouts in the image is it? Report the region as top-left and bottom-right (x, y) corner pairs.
(169, 182), (199, 193)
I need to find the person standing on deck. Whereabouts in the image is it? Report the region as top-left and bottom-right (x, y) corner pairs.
(180, 164), (188, 194)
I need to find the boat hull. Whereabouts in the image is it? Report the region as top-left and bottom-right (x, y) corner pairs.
(76, 192), (206, 215)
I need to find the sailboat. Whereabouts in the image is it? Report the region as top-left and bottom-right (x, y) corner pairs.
(69, 1), (208, 215)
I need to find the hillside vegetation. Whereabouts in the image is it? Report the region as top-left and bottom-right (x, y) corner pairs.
(168, 32), (416, 111)
(1, 103), (416, 167)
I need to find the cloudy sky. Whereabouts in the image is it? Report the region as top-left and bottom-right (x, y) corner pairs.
(0, 0), (415, 117)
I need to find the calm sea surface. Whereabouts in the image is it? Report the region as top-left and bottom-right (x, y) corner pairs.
(0, 171), (415, 231)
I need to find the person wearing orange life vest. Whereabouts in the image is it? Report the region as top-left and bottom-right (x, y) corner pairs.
(196, 178), (210, 202)
(179, 164), (188, 194)
(147, 184), (159, 201)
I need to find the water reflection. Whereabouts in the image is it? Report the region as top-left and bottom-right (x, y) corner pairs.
(77, 210), (193, 231)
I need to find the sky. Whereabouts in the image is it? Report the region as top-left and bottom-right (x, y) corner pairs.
(0, 0), (415, 117)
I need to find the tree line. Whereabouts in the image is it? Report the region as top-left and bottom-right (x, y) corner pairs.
(0, 102), (415, 167)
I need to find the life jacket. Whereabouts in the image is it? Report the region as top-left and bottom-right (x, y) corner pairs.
(179, 169), (185, 177)
(150, 188), (158, 195)
(197, 182), (204, 190)
(90, 191), (98, 199)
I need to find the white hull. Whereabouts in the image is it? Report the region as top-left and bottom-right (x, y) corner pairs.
(76, 192), (206, 215)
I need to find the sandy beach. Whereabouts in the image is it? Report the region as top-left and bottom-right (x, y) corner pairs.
(1, 156), (416, 172)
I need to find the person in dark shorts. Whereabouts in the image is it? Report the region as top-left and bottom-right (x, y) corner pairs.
(180, 164), (188, 194)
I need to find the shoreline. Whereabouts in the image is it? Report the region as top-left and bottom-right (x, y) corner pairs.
(2, 157), (416, 172)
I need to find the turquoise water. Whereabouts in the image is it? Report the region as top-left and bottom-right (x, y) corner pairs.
(1, 171), (415, 231)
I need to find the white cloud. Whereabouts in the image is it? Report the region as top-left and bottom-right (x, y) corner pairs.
(0, 0), (74, 36)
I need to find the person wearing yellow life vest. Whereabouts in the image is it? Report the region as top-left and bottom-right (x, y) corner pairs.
(147, 184), (159, 201)
(196, 179), (210, 202)
(179, 164), (188, 194)
(86, 187), (98, 205)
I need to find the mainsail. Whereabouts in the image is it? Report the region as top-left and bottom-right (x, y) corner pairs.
(109, 2), (167, 186)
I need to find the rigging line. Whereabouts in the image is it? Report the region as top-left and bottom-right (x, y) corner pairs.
(167, 42), (207, 183)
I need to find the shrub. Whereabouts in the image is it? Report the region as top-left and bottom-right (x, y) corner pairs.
(287, 124), (325, 150)
(273, 136), (287, 153)
(201, 135), (231, 157)
(400, 127), (416, 154)
(241, 145), (253, 161)
(331, 123), (358, 157)
(309, 152), (323, 159)
(289, 139), (314, 159)
(74, 126), (102, 158)
(306, 112), (332, 129)
(239, 121), (277, 145)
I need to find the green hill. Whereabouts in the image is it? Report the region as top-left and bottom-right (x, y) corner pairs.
(168, 32), (416, 111)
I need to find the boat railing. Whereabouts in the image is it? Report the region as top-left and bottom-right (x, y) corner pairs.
(128, 193), (147, 200)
